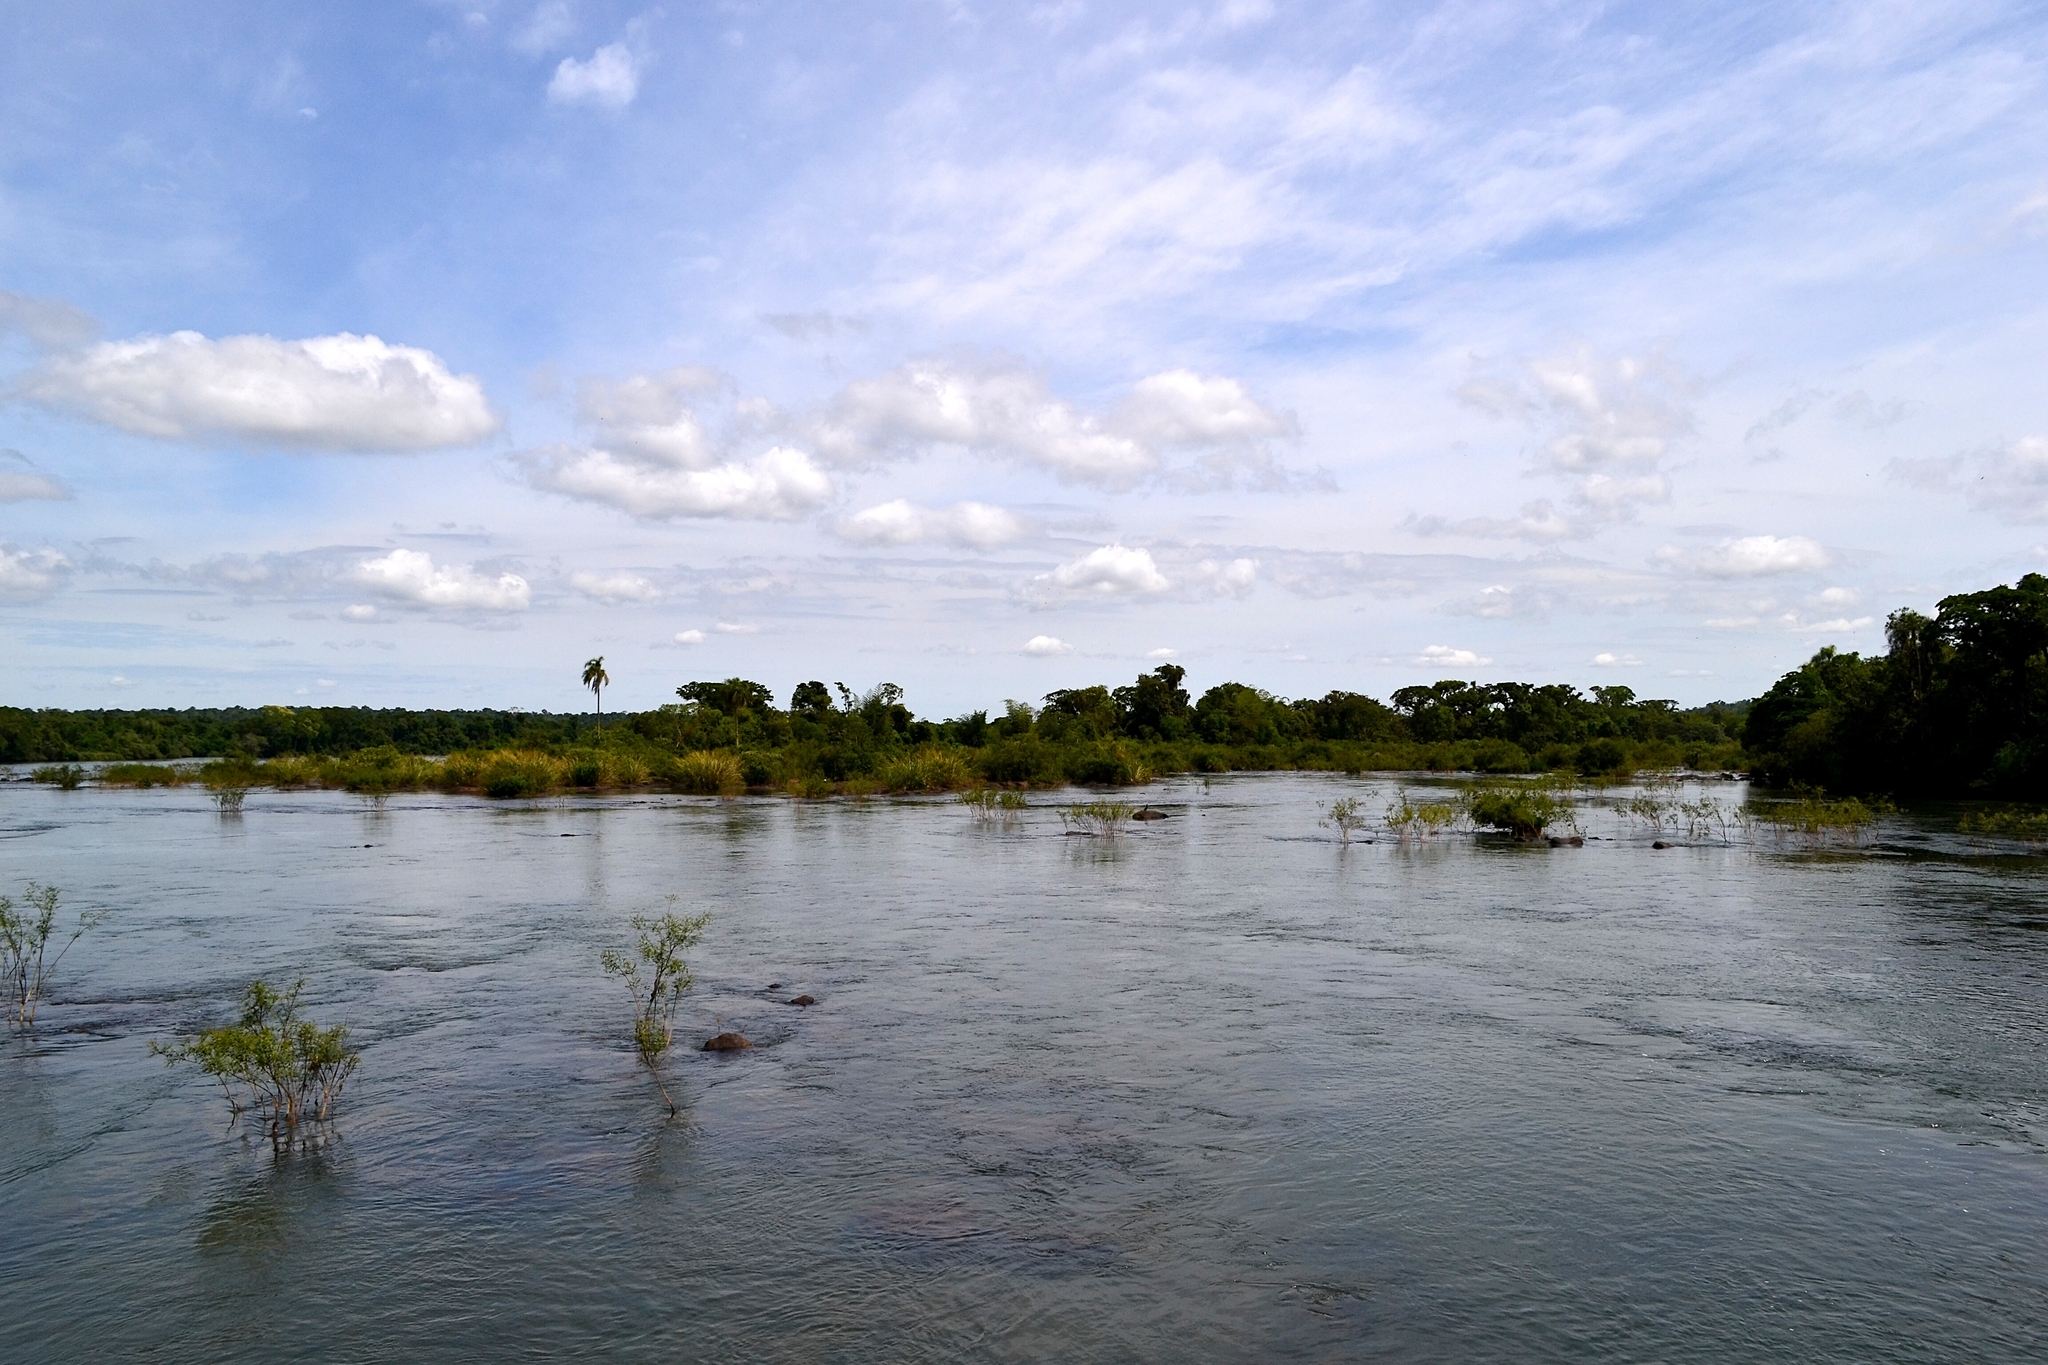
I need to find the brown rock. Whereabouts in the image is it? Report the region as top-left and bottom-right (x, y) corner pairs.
(788, 995), (816, 1006)
(1132, 808), (1168, 821)
(702, 1032), (752, 1051)
(1652, 840), (1670, 850)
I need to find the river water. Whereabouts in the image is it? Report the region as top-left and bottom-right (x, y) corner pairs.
(2, 773), (2044, 1362)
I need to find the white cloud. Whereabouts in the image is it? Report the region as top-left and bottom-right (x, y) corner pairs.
(674, 629), (706, 645)
(0, 450), (69, 502)
(517, 444), (832, 520)
(571, 570), (661, 603)
(834, 498), (1028, 548)
(549, 42), (640, 107)
(1893, 437), (2048, 523)
(1416, 644), (1491, 668)
(348, 549), (530, 611)
(0, 546), (70, 599)
(342, 604), (378, 622)
(712, 621), (759, 634)
(1026, 544), (1172, 601)
(513, 1), (575, 54)
(1144, 646), (1179, 659)
(806, 359), (1291, 489)
(1655, 535), (1830, 577)
(574, 369), (722, 467)
(1591, 652), (1643, 667)
(1408, 500), (1575, 543)
(21, 332), (499, 450)
(0, 289), (98, 349)
(1023, 634), (1075, 656)
(1453, 348), (1691, 532)
(1188, 555), (1259, 597)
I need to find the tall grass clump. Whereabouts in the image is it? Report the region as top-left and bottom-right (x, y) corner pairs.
(150, 979), (359, 1145)
(877, 746), (975, 794)
(1957, 806), (2048, 845)
(473, 750), (569, 798)
(671, 750), (744, 796)
(1060, 799), (1135, 837)
(1, 884), (105, 1031)
(601, 903), (710, 1115)
(960, 787), (1028, 825)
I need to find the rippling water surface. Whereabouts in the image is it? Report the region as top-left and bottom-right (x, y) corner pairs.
(3, 774), (2046, 1362)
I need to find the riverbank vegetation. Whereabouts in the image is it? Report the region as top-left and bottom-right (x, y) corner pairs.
(6, 665), (1744, 798)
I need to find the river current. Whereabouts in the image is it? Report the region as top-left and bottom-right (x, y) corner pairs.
(2, 773), (2044, 1361)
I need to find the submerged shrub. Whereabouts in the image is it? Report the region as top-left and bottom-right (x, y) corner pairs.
(1384, 792), (1461, 842)
(0, 883), (105, 1030)
(101, 763), (184, 788)
(1755, 795), (1888, 846)
(672, 750), (744, 796)
(601, 903), (711, 1114)
(1465, 785), (1578, 841)
(1320, 796), (1368, 844)
(30, 765), (85, 790)
(150, 979), (359, 1143)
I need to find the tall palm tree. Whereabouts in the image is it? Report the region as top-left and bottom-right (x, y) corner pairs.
(583, 656), (610, 723)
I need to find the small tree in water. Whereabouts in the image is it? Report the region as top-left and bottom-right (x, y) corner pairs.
(601, 902), (711, 1114)
(1319, 796), (1368, 844)
(0, 883), (106, 1031)
(151, 979), (360, 1145)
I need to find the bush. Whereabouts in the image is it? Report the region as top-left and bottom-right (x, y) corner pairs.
(1, 883), (105, 1030)
(1465, 785), (1578, 841)
(30, 764), (85, 790)
(1574, 739), (1631, 779)
(474, 750), (567, 798)
(601, 904), (710, 1114)
(150, 979), (359, 1144)
(101, 763), (184, 788)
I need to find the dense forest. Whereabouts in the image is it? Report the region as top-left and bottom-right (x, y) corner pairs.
(0, 666), (1745, 790)
(12, 573), (2045, 797)
(1743, 574), (2048, 798)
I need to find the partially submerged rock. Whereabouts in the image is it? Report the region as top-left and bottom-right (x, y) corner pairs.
(1132, 808), (1169, 821)
(1547, 834), (1584, 847)
(787, 994), (816, 1006)
(702, 1032), (752, 1051)
(1652, 840), (1671, 850)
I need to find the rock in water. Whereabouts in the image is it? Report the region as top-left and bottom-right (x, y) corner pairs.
(702, 1032), (752, 1051)
(788, 995), (816, 1006)
(1132, 808), (1168, 821)
(1652, 840), (1671, 850)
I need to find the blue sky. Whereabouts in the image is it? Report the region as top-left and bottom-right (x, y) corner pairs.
(3, 0), (2046, 715)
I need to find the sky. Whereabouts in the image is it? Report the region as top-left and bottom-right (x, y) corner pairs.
(2, 0), (2046, 717)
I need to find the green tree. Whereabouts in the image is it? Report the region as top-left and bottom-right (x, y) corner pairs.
(583, 656), (611, 722)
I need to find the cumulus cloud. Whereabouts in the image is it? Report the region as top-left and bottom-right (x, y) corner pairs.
(348, 549), (530, 611)
(20, 331), (499, 450)
(1024, 634), (1075, 656)
(549, 42), (640, 107)
(1893, 437), (2048, 522)
(806, 358), (1294, 489)
(574, 368), (722, 466)
(1591, 652), (1643, 667)
(1446, 347), (1692, 534)
(1145, 646), (1179, 659)
(833, 498), (1028, 548)
(675, 629), (706, 645)
(1024, 544), (1171, 603)
(341, 604), (378, 621)
(517, 444), (832, 520)
(1416, 644), (1490, 668)
(0, 450), (69, 502)
(1655, 535), (1830, 577)
(571, 570), (661, 603)
(0, 546), (70, 599)
(712, 621), (760, 634)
